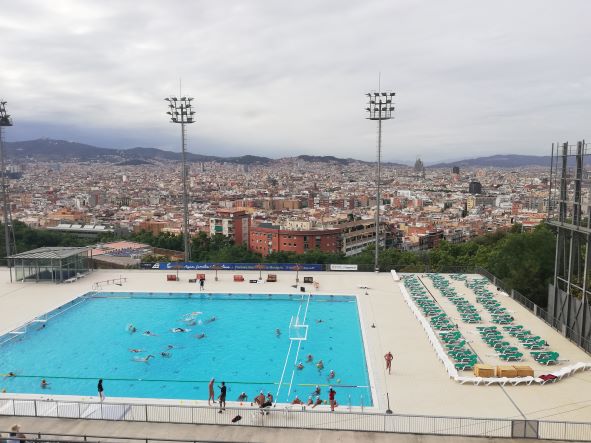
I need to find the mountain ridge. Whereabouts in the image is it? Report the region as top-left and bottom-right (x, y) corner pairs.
(4, 138), (408, 166)
(4, 138), (558, 167)
(428, 154), (553, 168)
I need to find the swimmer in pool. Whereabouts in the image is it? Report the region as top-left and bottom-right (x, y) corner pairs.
(195, 333), (206, 339)
(313, 385), (321, 396)
(161, 352), (171, 358)
(306, 354), (313, 362)
(328, 369), (335, 379)
(316, 319), (324, 324)
(40, 379), (49, 388)
(316, 360), (324, 370)
(166, 344), (174, 349)
(133, 355), (154, 363)
(275, 328), (281, 336)
(183, 319), (196, 326)
(129, 349), (143, 353)
(5, 372), (16, 378)
(296, 362), (304, 370)
(171, 327), (188, 333)
(143, 331), (157, 336)
(127, 324), (137, 333)
(204, 316), (216, 324)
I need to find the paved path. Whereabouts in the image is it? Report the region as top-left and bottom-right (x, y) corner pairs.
(0, 416), (560, 443)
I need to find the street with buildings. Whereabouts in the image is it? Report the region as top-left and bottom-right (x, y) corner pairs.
(4, 157), (551, 256)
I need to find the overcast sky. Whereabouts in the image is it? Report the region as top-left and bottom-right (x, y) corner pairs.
(1, 0), (590, 163)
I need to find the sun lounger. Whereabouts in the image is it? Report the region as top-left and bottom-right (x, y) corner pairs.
(266, 274), (277, 282)
(167, 274), (178, 281)
(233, 275), (244, 282)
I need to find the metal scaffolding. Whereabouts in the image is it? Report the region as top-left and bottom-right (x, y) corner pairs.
(547, 140), (591, 348)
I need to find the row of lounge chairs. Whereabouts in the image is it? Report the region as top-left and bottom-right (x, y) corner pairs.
(466, 279), (560, 364)
(405, 275), (478, 370)
(428, 274), (481, 324)
(469, 282), (514, 325)
(503, 325), (548, 351)
(477, 326), (524, 362)
(397, 272), (591, 385)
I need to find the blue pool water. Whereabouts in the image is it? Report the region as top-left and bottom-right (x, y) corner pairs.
(0, 293), (372, 406)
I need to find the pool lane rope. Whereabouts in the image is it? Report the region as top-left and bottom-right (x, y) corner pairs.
(0, 374), (367, 389)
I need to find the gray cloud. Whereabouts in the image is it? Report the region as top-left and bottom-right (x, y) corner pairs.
(1, 0), (590, 163)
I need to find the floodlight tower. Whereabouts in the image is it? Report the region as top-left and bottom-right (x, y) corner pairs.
(164, 96), (195, 262)
(0, 100), (16, 281)
(366, 90), (395, 272)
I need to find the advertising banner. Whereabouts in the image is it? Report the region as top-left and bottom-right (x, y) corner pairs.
(329, 264), (358, 271)
(151, 262), (324, 271)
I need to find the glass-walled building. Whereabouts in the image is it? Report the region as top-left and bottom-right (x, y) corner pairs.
(8, 247), (91, 283)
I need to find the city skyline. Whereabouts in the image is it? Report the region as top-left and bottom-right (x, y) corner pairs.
(1, 0), (590, 162)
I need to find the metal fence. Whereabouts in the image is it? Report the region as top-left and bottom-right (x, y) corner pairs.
(1, 398), (591, 441)
(0, 432), (242, 443)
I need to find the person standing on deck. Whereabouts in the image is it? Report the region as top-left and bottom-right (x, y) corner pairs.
(208, 378), (216, 405)
(97, 379), (105, 401)
(218, 381), (227, 413)
(385, 352), (394, 374)
(329, 387), (336, 411)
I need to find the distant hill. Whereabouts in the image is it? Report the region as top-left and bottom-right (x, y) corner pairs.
(429, 155), (553, 168)
(4, 139), (271, 165)
(3, 138), (406, 166)
(296, 155), (406, 167)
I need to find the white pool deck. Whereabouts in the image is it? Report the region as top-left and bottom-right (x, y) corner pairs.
(0, 268), (590, 423)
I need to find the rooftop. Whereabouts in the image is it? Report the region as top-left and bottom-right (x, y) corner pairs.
(7, 247), (89, 260)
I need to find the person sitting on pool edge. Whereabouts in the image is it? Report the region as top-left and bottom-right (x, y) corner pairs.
(291, 396), (303, 405)
(306, 396), (313, 406)
(263, 392), (273, 407)
(311, 396), (322, 408)
(253, 391), (265, 407)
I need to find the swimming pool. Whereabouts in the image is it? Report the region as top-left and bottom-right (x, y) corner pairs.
(0, 292), (372, 406)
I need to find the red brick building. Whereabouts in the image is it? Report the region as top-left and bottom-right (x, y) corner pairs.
(249, 223), (341, 256)
(209, 209), (250, 245)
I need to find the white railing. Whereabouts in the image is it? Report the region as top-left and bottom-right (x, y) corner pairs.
(1, 397), (590, 440)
